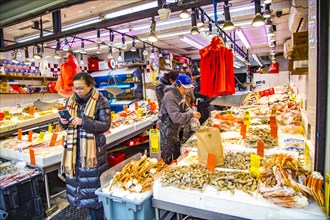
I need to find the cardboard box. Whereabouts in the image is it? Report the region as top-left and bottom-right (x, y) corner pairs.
(292, 44), (308, 60)
(292, 31), (308, 46)
(0, 82), (9, 93)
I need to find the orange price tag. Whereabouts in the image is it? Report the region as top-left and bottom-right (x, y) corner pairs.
(55, 124), (60, 132)
(240, 124), (246, 138)
(28, 130), (33, 142)
(207, 152), (216, 171)
(257, 141), (264, 157)
(271, 125), (278, 138)
(50, 133), (58, 146)
(270, 115), (276, 125)
(28, 106), (35, 115)
(29, 148), (36, 165)
(18, 129), (22, 140)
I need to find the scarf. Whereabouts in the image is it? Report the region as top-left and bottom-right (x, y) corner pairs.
(61, 88), (99, 178)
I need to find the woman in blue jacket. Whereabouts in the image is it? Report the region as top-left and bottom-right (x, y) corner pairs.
(59, 72), (111, 220)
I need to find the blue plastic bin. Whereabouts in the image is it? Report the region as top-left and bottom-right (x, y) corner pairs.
(95, 188), (154, 220)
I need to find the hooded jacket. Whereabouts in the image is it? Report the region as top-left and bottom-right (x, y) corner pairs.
(158, 84), (193, 163)
(59, 90), (110, 209)
(156, 76), (171, 108)
(158, 84), (193, 124)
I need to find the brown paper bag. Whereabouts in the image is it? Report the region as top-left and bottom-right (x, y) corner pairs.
(195, 126), (224, 166)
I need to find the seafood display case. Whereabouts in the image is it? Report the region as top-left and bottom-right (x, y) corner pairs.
(166, 85), (327, 219)
(90, 67), (144, 105)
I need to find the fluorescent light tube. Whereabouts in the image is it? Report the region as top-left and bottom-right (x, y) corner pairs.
(236, 29), (251, 49)
(252, 54), (263, 67)
(133, 18), (190, 31)
(180, 36), (205, 49)
(105, 1), (158, 19)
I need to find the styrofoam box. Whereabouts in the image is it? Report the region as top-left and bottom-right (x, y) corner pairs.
(153, 179), (326, 220)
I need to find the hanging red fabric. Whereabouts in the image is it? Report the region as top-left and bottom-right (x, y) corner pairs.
(199, 36), (235, 98)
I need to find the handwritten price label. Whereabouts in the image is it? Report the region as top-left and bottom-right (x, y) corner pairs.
(48, 124), (53, 133)
(250, 154), (260, 178)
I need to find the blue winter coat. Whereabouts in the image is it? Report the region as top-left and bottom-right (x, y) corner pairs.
(59, 89), (111, 209)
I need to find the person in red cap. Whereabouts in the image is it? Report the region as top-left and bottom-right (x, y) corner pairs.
(158, 74), (201, 164)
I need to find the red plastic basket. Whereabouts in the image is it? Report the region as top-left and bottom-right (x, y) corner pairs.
(108, 153), (126, 167)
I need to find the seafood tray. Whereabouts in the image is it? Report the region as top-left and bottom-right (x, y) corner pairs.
(153, 165), (326, 219)
(0, 166), (43, 211)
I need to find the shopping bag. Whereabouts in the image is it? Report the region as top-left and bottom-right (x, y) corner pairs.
(195, 126), (224, 166)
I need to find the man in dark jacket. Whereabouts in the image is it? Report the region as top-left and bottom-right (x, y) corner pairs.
(59, 72), (110, 220)
(158, 74), (201, 163)
(193, 70), (213, 125)
(156, 71), (179, 108)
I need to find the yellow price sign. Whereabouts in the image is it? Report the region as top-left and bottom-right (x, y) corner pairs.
(4, 110), (10, 120)
(325, 173), (330, 217)
(38, 131), (45, 143)
(3, 110), (9, 116)
(48, 124), (53, 133)
(149, 129), (160, 154)
(226, 109), (232, 115)
(304, 142), (310, 167)
(126, 74), (131, 78)
(126, 88), (130, 93)
(250, 154), (260, 178)
(137, 108), (143, 117)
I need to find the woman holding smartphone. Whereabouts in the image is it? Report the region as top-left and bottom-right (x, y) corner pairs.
(58, 72), (110, 220)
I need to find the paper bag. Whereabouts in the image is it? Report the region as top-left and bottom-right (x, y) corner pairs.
(195, 126), (224, 166)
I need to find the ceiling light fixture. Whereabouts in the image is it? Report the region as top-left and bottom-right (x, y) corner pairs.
(180, 36), (204, 49)
(63, 38), (70, 51)
(33, 45), (42, 60)
(251, 0), (265, 27)
(80, 40), (87, 54)
(158, 49), (163, 58)
(80, 54), (84, 65)
(236, 29), (251, 49)
(180, 9), (190, 19)
(268, 35), (276, 42)
(265, 18), (273, 27)
(207, 22), (214, 38)
(108, 46), (113, 59)
(117, 50), (123, 62)
(190, 8), (200, 35)
(143, 43), (148, 56)
(24, 47), (31, 64)
(54, 40), (61, 59)
(263, 4), (271, 18)
(96, 29), (102, 44)
(264, 0), (272, 4)
(109, 30), (115, 46)
(150, 47), (155, 59)
(121, 34), (127, 49)
(266, 26), (275, 37)
(252, 53), (263, 67)
(222, 1), (235, 31)
(96, 44), (101, 54)
(130, 39), (137, 52)
(147, 17), (158, 42)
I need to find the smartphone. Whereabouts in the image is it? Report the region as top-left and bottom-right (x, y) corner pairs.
(58, 110), (72, 122)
